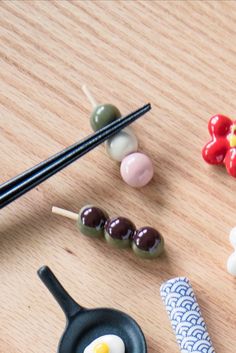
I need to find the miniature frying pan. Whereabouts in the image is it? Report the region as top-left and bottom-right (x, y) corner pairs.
(38, 266), (147, 353)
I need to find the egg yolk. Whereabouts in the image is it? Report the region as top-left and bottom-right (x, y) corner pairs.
(93, 343), (110, 353)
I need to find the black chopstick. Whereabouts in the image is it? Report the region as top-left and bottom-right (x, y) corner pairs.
(0, 103), (151, 208)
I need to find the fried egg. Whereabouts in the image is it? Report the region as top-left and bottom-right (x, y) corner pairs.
(84, 334), (125, 353)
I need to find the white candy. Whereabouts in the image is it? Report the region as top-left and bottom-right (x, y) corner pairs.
(227, 227), (236, 276)
(229, 227), (236, 246)
(105, 127), (138, 162)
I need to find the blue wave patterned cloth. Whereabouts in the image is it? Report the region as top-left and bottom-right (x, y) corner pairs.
(160, 277), (216, 353)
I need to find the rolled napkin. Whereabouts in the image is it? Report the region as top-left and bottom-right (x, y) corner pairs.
(160, 277), (216, 353)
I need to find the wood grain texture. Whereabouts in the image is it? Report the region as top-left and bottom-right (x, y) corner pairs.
(0, 1), (236, 352)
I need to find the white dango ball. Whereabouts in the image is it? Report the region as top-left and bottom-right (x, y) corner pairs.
(229, 227), (236, 247)
(227, 227), (236, 276)
(84, 334), (125, 353)
(105, 127), (138, 162)
(227, 254), (236, 276)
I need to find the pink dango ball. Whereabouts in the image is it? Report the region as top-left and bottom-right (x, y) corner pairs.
(120, 152), (154, 187)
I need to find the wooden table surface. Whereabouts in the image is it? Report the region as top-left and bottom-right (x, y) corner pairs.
(1, 1), (236, 352)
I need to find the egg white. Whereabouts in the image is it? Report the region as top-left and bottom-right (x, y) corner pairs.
(84, 334), (125, 353)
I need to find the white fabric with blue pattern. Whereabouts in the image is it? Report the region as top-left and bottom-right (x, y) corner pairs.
(160, 277), (216, 353)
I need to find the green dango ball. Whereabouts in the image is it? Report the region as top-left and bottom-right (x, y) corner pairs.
(104, 217), (136, 248)
(77, 205), (109, 238)
(90, 104), (121, 131)
(132, 227), (164, 259)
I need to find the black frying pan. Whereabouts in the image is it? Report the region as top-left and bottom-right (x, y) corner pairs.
(38, 266), (147, 353)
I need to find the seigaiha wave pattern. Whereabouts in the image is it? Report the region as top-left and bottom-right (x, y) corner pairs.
(160, 277), (216, 353)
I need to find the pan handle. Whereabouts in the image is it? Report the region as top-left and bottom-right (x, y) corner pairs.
(38, 266), (82, 320)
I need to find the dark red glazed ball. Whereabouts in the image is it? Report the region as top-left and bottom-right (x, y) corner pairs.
(132, 227), (164, 258)
(77, 205), (108, 237)
(80, 206), (107, 229)
(105, 217), (136, 240)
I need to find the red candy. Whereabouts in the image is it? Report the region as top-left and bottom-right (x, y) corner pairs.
(202, 114), (236, 177)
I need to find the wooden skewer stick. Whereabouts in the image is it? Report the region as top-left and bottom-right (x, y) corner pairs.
(52, 206), (78, 221)
(82, 84), (98, 108)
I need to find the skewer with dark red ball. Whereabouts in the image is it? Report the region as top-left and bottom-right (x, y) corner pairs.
(52, 206), (164, 259)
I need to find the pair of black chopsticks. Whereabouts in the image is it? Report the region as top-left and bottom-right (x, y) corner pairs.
(0, 103), (151, 209)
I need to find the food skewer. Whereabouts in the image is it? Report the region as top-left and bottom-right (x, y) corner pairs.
(0, 103), (151, 208)
(82, 85), (154, 187)
(52, 205), (165, 259)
